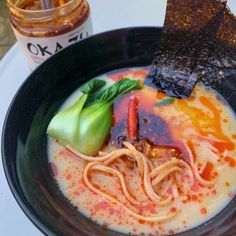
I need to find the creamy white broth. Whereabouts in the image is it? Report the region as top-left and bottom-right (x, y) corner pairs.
(48, 67), (236, 235)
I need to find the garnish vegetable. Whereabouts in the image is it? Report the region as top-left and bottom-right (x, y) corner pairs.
(156, 97), (175, 107)
(127, 97), (138, 140)
(47, 78), (141, 155)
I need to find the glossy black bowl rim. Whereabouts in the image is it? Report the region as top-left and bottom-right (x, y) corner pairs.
(1, 26), (160, 236)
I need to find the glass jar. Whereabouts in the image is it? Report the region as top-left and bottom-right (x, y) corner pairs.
(7, 0), (92, 70)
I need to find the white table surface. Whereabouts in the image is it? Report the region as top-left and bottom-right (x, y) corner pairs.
(0, 0), (167, 235)
(1, 1), (236, 235)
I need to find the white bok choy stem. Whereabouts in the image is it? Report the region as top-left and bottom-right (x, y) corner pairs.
(47, 78), (142, 155)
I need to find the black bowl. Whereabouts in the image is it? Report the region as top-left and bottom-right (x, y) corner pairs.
(2, 27), (236, 236)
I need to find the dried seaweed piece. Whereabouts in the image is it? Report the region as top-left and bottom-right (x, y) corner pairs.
(216, 6), (236, 49)
(208, 6), (236, 70)
(208, 42), (236, 69)
(201, 64), (236, 87)
(163, 0), (226, 33)
(200, 44), (236, 87)
(146, 0), (226, 98)
(199, 7), (236, 87)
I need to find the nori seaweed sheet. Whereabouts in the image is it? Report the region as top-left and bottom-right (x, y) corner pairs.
(146, 0), (236, 98)
(201, 7), (236, 87)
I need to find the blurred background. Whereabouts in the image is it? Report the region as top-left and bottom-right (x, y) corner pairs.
(0, 0), (15, 59)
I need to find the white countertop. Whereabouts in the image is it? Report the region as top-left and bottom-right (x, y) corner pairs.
(0, 1), (167, 235)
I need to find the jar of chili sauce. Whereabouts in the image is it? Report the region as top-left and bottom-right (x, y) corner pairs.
(7, 0), (92, 70)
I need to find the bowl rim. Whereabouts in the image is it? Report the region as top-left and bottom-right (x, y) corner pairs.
(2, 26), (236, 236)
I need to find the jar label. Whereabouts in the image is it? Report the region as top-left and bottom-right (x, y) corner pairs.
(13, 15), (93, 71)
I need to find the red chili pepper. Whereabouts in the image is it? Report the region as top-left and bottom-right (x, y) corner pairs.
(127, 96), (138, 140)
(201, 162), (214, 181)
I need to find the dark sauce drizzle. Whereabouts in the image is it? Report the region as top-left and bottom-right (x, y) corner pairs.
(109, 96), (189, 162)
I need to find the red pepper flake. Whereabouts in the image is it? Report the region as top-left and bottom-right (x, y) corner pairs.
(66, 174), (72, 180)
(143, 203), (156, 213)
(224, 156), (236, 167)
(108, 70), (130, 81)
(212, 189), (217, 195)
(191, 180), (201, 192)
(94, 201), (109, 211)
(156, 91), (167, 99)
(109, 208), (115, 215)
(170, 207), (176, 212)
(130, 70), (149, 79)
(213, 172), (218, 177)
(192, 195), (198, 201)
(167, 187), (172, 195)
(58, 150), (67, 156)
(187, 194), (191, 201)
(134, 204), (143, 214)
(201, 208), (207, 215)
(228, 191), (234, 198)
(138, 220), (145, 224)
(223, 118), (228, 123)
(201, 162), (214, 181)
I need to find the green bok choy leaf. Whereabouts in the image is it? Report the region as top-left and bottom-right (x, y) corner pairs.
(47, 78), (141, 155)
(47, 79), (105, 151)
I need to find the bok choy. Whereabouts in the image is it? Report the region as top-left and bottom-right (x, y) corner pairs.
(47, 78), (141, 155)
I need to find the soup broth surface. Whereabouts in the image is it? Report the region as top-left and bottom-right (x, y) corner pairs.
(48, 67), (236, 235)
